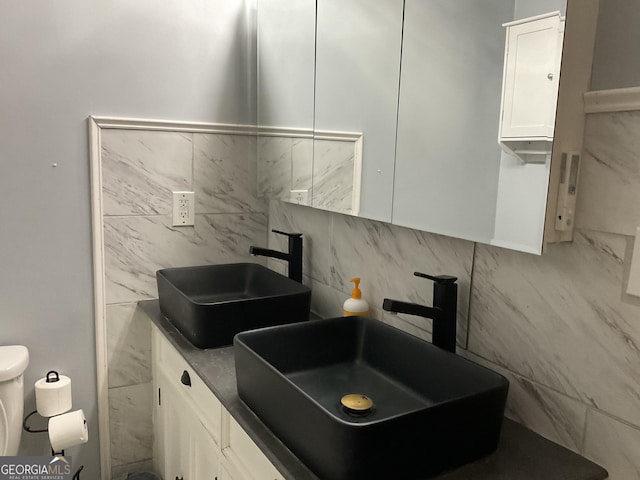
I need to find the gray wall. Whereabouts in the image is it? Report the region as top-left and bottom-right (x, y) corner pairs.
(514, 0), (566, 19)
(591, 0), (640, 90)
(314, 0), (404, 222)
(0, 1), (255, 477)
(392, 0), (512, 243)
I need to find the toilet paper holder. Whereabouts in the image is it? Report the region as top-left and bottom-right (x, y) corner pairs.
(22, 409), (48, 433)
(23, 370), (86, 478)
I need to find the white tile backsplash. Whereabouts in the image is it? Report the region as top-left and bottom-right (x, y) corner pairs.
(194, 133), (266, 214)
(269, 200), (474, 347)
(268, 200), (333, 284)
(101, 129), (192, 216)
(469, 230), (640, 428)
(465, 352), (587, 452)
(312, 139), (355, 214)
(576, 111), (640, 236)
(106, 303), (152, 388)
(108, 383), (153, 468)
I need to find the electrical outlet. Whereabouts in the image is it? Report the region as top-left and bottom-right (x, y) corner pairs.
(290, 189), (309, 205)
(172, 191), (195, 226)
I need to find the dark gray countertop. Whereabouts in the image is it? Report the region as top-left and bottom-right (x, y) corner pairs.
(139, 300), (608, 480)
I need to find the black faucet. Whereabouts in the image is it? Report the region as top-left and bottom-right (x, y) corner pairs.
(249, 229), (303, 283)
(382, 272), (458, 353)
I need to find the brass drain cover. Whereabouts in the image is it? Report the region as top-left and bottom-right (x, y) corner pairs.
(341, 394), (374, 415)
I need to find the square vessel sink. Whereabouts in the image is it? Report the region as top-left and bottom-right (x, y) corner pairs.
(235, 316), (509, 480)
(156, 263), (311, 349)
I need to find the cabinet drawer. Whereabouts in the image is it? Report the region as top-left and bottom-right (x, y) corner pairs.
(153, 327), (222, 441)
(224, 416), (285, 480)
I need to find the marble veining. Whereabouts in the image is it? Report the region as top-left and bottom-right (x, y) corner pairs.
(108, 383), (153, 468)
(104, 214), (267, 304)
(106, 303), (152, 388)
(194, 133), (266, 214)
(101, 129), (192, 216)
(469, 229), (640, 427)
(464, 351), (586, 452)
(291, 138), (313, 192)
(330, 212), (474, 346)
(258, 136), (292, 199)
(576, 111), (640, 236)
(268, 200), (474, 347)
(312, 140), (355, 214)
(268, 201), (333, 285)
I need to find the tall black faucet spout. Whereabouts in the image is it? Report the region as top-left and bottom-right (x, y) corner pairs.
(249, 246), (289, 262)
(382, 299), (440, 319)
(382, 272), (458, 353)
(249, 230), (303, 283)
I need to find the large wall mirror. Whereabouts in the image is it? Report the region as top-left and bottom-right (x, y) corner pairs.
(257, 0), (589, 254)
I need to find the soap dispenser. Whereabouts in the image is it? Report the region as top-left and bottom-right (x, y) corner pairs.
(343, 277), (370, 316)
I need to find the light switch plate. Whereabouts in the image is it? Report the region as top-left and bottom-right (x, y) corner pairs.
(627, 227), (640, 297)
(172, 191), (195, 226)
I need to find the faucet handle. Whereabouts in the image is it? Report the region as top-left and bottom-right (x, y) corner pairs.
(414, 272), (457, 284)
(272, 229), (303, 238)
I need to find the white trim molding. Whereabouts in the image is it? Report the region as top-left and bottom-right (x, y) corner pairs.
(88, 117), (111, 480)
(584, 86), (640, 113)
(91, 116), (258, 135)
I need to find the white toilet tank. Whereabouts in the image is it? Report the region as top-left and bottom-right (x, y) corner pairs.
(0, 345), (29, 456)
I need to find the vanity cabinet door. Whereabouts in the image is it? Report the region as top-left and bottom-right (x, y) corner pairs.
(152, 325), (284, 480)
(191, 417), (221, 480)
(500, 13), (564, 140)
(156, 370), (191, 480)
(156, 368), (221, 480)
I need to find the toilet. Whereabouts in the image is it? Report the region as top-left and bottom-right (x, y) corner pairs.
(0, 345), (29, 456)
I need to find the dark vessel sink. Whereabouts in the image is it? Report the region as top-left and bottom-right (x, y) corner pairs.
(156, 263), (311, 349)
(234, 316), (509, 480)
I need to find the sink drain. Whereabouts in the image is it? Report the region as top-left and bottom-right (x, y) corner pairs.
(341, 393), (374, 416)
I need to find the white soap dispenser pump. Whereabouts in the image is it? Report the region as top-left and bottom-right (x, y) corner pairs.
(343, 277), (370, 316)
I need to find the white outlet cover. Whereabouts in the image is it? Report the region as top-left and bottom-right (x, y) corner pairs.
(172, 191), (195, 226)
(290, 189), (309, 205)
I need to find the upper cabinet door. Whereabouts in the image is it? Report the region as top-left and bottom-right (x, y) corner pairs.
(500, 13), (564, 140)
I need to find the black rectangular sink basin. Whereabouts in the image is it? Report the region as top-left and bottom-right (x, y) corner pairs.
(235, 316), (509, 480)
(156, 263), (311, 349)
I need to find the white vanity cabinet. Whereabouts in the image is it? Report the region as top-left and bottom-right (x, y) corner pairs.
(499, 12), (564, 144)
(152, 325), (286, 480)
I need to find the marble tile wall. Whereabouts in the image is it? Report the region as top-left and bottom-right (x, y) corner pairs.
(312, 140), (356, 214)
(257, 135), (359, 214)
(257, 136), (313, 203)
(100, 129), (267, 474)
(268, 110), (640, 478)
(267, 200), (475, 348)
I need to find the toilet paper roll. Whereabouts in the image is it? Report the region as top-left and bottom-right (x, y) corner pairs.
(48, 409), (88, 452)
(35, 372), (72, 417)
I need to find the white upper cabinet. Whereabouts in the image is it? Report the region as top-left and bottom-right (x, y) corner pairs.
(499, 12), (565, 143)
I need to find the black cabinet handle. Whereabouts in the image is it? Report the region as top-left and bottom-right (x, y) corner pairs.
(180, 370), (191, 387)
